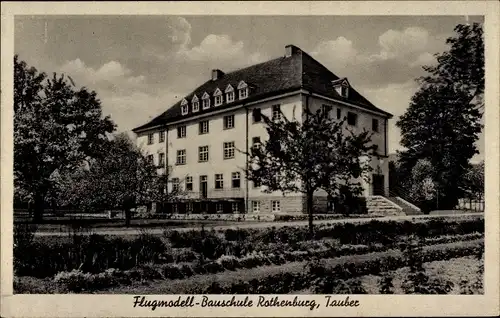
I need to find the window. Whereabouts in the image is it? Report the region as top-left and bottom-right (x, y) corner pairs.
(232, 172), (241, 188)
(238, 81), (248, 100)
(337, 108), (342, 120)
(172, 204), (178, 214)
(252, 108), (262, 123)
(186, 202), (193, 213)
(147, 133), (154, 145)
(176, 149), (186, 165)
(372, 118), (379, 132)
(198, 145), (209, 162)
(159, 130), (165, 143)
(271, 200), (281, 213)
(223, 115), (235, 129)
(231, 202), (239, 213)
(181, 104), (188, 115)
(177, 125), (186, 138)
(202, 99), (210, 109)
(192, 95), (199, 112)
(186, 176), (193, 191)
(226, 91), (235, 103)
(252, 137), (261, 146)
(347, 112), (357, 126)
(181, 99), (189, 115)
(192, 101), (200, 112)
(223, 141), (235, 159)
(159, 153), (165, 166)
(322, 104), (332, 118)
(252, 201), (260, 213)
(340, 86), (349, 98)
(216, 203), (223, 213)
(202, 92), (210, 109)
(253, 179), (261, 188)
(199, 120), (209, 135)
(147, 154), (154, 164)
(172, 178), (180, 192)
(215, 174), (224, 189)
(225, 84), (235, 103)
(215, 95), (223, 106)
(214, 88), (223, 106)
(239, 88), (248, 100)
(272, 104), (282, 121)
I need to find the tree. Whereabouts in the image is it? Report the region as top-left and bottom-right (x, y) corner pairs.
(396, 23), (484, 210)
(14, 55), (115, 222)
(245, 107), (376, 236)
(461, 160), (484, 201)
(58, 133), (180, 227)
(407, 159), (437, 213)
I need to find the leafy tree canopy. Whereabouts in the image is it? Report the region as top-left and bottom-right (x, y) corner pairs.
(396, 23), (484, 210)
(246, 106), (377, 234)
(14, 55), (116, 220)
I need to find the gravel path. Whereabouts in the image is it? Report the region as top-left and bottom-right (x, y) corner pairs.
(33, 212), (482, 237)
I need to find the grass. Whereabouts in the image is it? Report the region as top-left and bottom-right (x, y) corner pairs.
(22, 218), (243, 233)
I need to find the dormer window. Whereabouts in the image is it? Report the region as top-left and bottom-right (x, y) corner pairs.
(332, 78), (349, 99)
(202, 92), (210, 110)
(237, 81), (248, 100)
(225, 84), (235, 103)
(214, 88), (223, 106)
(192, 95), (199, 112)
(181, 98), (189, 115)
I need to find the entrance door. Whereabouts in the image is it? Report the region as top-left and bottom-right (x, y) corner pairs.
(200, 175), (208, 198)
(372, 174), (385, 196)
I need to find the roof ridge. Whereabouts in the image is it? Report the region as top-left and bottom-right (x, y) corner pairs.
(215, 55), (285, 79)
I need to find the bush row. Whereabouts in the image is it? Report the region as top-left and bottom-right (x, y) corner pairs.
(15, 217), (483, 278)
(51, 236), (483, 292)
(14, 231), (176, 278)
(186, 241), (484, 294)
(166, 217), (484, 247)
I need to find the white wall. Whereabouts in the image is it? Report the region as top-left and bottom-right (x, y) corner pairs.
(303, 95), (390, 196)
(135, 92), (391, 201)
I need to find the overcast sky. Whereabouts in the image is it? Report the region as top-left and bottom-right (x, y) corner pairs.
(14, 15), (484, 161)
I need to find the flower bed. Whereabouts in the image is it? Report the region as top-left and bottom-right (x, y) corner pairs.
(184, 240), (483, 294)
(48, 235), (483, 293)
(14, 217), (484, 279)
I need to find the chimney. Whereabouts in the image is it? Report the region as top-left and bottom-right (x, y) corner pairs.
(211, 69), (224, 81)
(285, 44), (301, 57)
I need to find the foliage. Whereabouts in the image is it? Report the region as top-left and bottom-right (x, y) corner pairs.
(400, 236), (455, 294)
(245, 106), (376, 234)
(396, 23), (484, 210)
(14, 56), (115, 221)
(14, 217), (483, 280)
(378, 274), (394, 294)
(461, 160), (484, 201)
(58, 133), (180, 226)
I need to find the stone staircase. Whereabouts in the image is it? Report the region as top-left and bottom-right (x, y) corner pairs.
(366, 196), (405, 216)
(386, 196), (423, 215)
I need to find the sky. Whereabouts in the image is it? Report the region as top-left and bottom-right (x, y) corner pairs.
(14, 15), (484, 161)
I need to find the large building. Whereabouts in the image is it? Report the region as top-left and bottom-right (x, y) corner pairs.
(133, 45), (393, 215)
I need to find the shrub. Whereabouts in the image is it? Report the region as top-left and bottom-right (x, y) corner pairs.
(162, 264), (185, 279)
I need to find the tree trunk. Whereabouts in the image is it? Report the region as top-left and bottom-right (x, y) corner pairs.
(307, 191), (314, 238)
(33, 193), (44, 223)
(124, 207), (131, 227)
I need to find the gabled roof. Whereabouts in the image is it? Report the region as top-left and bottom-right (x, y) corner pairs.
(213, 87), (222, 96)
(133, 45), (392, 133)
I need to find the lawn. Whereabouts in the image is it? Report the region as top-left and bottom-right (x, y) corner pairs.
(13, 215), (484, 294)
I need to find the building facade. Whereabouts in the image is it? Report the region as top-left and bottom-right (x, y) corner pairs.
(133, 45), (392, 214)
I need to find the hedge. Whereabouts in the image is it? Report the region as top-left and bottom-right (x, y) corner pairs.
(15, 217), (483, 278)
